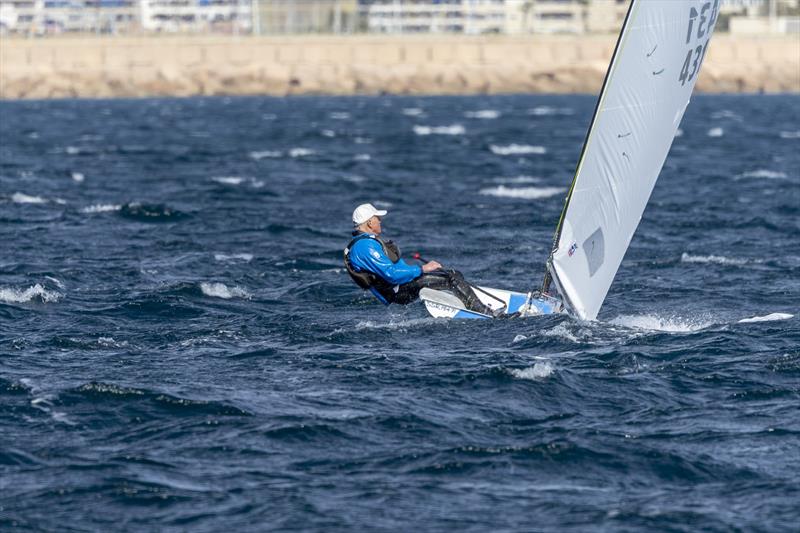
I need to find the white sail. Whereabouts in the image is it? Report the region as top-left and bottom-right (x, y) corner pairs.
(547, 0), (719, 320)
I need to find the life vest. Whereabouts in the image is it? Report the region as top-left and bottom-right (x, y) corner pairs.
(343, 233), (402, 304)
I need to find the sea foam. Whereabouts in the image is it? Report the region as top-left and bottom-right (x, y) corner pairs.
(82, 204), (121, 213)
(738, 313), (794, 323)
(510, 362), (554, 380)
(249, 150), (282, 160)
(681, 253), (749, 266)
(490, 144), (547, 156)
(479, 185), (565, 200)
(0, 284), (61, 304)
(12, 192), (48, 204)
(736, 170), (788, 180)
(464, 110), (500, 119)
(610, 314), (713, 333)
(413, 125), (465, 136)
(528, 106), (573, 116)
(199, 282), (251, 299)
(289, 148), (315, 158)
(707, 127), (724, 137)
(211, 176), (245, 185)
(214, 253), (254, 263)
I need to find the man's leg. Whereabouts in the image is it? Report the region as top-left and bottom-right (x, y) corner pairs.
(395, 271), (494, 315)
(441, 269), (495, 314)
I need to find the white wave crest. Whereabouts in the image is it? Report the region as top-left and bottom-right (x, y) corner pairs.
(711, 110), (744, 122)
(479, 185), (565, 200)
(330, 112), (351, 120)
(681, 253), (749, 266)
(528, 106), (573, 116)
(44, 276), (64, 289)
(335, 317), (438, 333)
(707, 127), (724, 137)
(402, 108), (424, 116)
(779, 131), (800, 139)
(464, 110), (500, 119)
(214, 253), (253, 263)
(321, 129), (336, 138)
(510, 362), (554, 380)
(540, 324), (584, 343)
(289, 148), (315, 158)
(738, 313), (794, 323)
(413, 124), (465, 136)
(354, 154), (371, 161)
(675, 128), (684, 137)
(66, 146), (81, 155)
(610, 314), (713, 333)
(490, 144), (547, 156)
(0, 284), (61, 303)
(493, 176), (542, 184)
(199, 282), (251, 299)
(81, 204), (121, 213)
(12, 192), (47, 204)
(737, 170), (788, 180)
(97, 337), (128, 348)
(211, 176), (245, 185)
(71, 172), (85, 183)
(250, 150), (282, 160)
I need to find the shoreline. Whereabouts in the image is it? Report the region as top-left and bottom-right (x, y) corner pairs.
(1, 34), (798, 99)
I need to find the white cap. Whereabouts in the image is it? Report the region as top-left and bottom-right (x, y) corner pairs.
(352, 203), (388, 225)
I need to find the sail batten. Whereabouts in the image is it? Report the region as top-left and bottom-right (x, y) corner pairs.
(545, 0), (718, 320)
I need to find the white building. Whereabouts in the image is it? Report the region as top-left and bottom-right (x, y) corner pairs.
(0, 0), (251, 34)
(0, 0), (140, 34)
(139, 0), (251, 33)
(359, 0), (633, 35)
(361, 0), (510, 34)
(723, 0), (800, 33)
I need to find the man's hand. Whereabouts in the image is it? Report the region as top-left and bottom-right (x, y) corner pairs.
(422, 261), (443, 273)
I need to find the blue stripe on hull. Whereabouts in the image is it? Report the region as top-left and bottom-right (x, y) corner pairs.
(453, 309), (490, 320)
(508, 294), (528, 313)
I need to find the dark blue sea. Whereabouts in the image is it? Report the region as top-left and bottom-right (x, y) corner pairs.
(1, 93), (798, 532)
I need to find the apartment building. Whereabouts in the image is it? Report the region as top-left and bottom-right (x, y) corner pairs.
(139, 0), (251, 33)
(0, 0), (139, 34)
(360, 0), (514, 34)
(253, 0), (358, 35)
(0, 0), (251, 34)
(723, 0), (800, 33)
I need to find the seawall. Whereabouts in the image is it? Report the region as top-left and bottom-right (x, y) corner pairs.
(1, 34), (798, 99)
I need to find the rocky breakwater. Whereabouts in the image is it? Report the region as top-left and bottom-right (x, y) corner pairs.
(1, 34), (798, 99)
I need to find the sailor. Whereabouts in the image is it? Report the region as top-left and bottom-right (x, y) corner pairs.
(344, 203), (498, 316)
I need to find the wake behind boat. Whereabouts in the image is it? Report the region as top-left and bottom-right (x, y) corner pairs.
(422, 0), (720, 321)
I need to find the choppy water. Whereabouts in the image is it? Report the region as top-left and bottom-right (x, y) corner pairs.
(1, 94), (799, 532)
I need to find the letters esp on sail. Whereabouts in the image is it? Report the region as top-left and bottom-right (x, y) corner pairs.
(543, 0), (719, 320)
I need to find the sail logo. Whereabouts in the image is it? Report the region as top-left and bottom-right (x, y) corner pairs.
(568, 243), (578, 257)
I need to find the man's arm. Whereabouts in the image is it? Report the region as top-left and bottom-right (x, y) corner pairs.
(351, 240), (422, 285)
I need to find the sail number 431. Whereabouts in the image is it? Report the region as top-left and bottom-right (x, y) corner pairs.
(679, 0), (719, 86)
